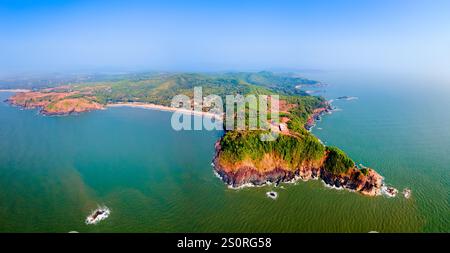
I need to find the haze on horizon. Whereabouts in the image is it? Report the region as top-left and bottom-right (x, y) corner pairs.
(1, 0), (449, 80)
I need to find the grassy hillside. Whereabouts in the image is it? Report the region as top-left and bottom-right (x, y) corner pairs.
(78, 71), (322, 106)
(219, 130), (325, 167)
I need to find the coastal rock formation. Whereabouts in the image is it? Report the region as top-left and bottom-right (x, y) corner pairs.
(213, 141), (384, 196)
(6, 90), (104, 116)
(304, 104), (333, 131)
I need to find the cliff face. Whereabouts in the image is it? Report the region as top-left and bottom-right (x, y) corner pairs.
(213, 141), (383, 196)
(304, 104), (333, 131)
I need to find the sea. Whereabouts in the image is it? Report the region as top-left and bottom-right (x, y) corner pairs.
(0, 72), (448, 232)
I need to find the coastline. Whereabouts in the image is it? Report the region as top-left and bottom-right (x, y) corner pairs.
(212, 141), (384, 196)
(107, 102), (224, 121)
(304, 101), (333, 131)
(5, 88), (390, 198)
(5, 93), (224, 120)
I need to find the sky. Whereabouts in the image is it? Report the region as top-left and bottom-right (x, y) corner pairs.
(0, 0), (449, 78)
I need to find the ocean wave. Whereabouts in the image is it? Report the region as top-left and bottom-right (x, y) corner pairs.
(321, 180), (344, 190)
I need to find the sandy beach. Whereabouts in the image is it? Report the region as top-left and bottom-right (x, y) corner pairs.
(107, 102), (224, 121)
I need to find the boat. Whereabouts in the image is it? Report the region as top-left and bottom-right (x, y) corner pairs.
(402, 188), (411, 199)
(85, 206), (110, 225)
(266, 191), (278, 200)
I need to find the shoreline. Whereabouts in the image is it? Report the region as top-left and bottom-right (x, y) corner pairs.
(213, 160), (385, 196)
(304, 101), (333, 131)
(5, 92), (224, 120)
(212, 133), (385, 196)
(107, 102), (224, 121)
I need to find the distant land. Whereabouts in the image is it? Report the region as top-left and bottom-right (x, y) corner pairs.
(4, 71), (386, 196)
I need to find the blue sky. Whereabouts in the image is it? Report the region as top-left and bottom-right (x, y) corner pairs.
(0, 0), (449, 77)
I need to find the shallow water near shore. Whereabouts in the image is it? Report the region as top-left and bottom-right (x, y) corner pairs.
(0, 74), (448, 232)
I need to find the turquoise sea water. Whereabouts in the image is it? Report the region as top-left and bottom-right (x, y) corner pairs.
(0, 74), (448, 232)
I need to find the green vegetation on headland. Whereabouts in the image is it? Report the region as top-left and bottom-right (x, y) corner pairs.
(81, 71), (321, 106)
(324, 146), (355, 175)
(7, 71), (323, 108)
(214, 122), (384, 196)
(8, 71), (328, 119)
(219, 130), (325, 167)
(219, 130), (359, 177)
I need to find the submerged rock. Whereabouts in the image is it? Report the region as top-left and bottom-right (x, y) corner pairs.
(382, 186), (398, 197)
(402, 188), (411, 199)
(266, 191), (278, 200)
(85, 206), (110, 225)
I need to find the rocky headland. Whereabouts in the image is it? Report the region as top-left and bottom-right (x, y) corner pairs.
(6, 88), (104, 116)
(213, 135), (384, 196)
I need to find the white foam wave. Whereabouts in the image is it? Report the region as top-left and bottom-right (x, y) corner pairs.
(85, 206), (110, 225)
